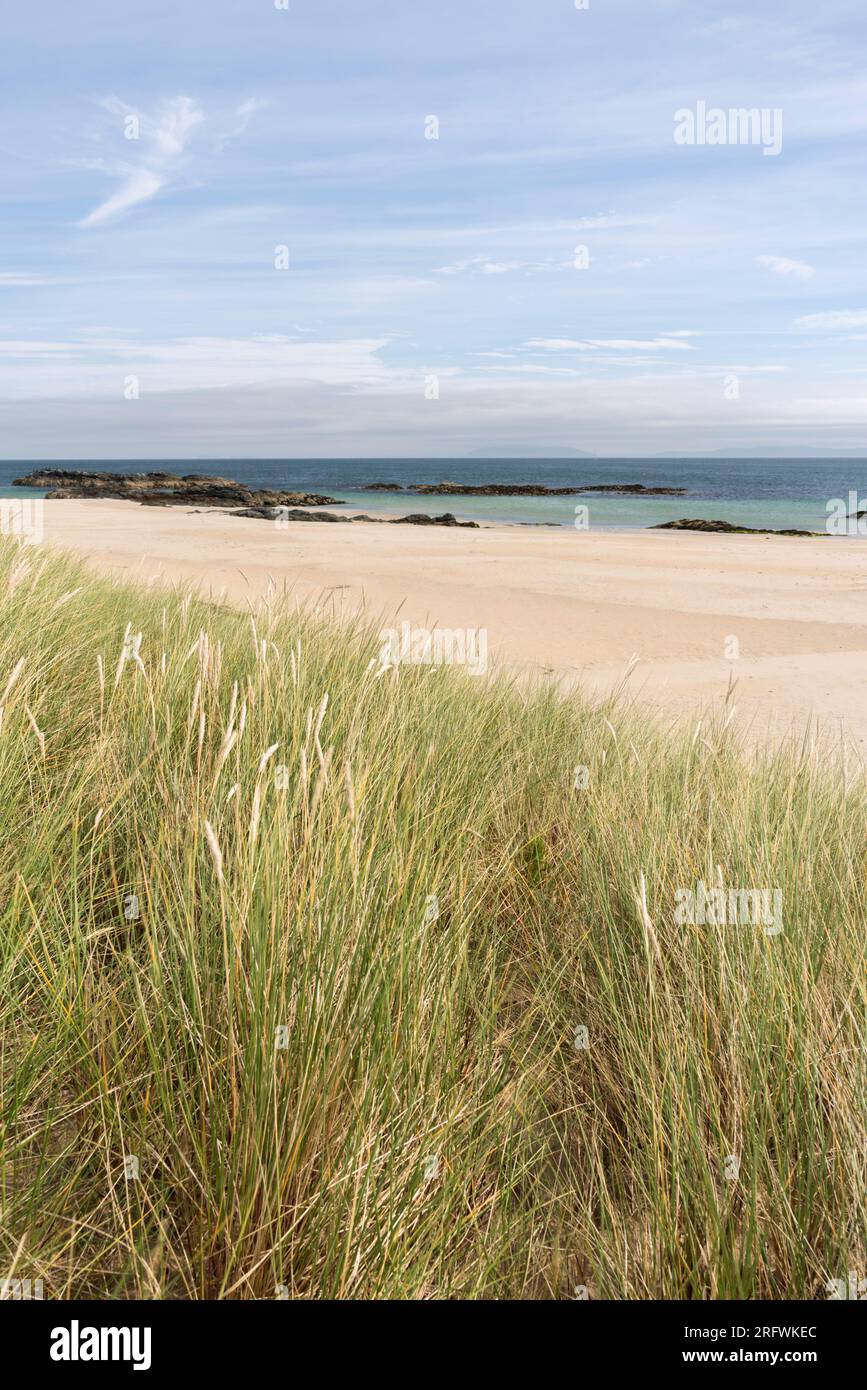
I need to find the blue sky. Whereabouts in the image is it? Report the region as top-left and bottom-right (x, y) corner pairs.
(2, 0), (867, 457)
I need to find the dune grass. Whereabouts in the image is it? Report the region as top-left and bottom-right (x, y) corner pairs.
(0, 536), (863, 1300)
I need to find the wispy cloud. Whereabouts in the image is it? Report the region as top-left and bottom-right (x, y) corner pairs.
(435, 255), (530, 275)
(757, 255), (815, 280)
(214, 98), (265, 153)
(525, 337), (697, 352)
(0, 332), (395, 397)
(0, 272), (55, 287)
(523, 339), (583, 350)
(794, 309), (867, 330)
(3, 0), (867, 455)
(78, 96), (204, 228)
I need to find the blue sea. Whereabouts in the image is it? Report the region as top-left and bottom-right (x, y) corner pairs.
(2, 458), (866, 532)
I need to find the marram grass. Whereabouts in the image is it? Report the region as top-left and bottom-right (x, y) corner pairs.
(0, 538), (863, 1300)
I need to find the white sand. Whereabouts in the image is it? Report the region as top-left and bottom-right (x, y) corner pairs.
(40, 499), (867, 753)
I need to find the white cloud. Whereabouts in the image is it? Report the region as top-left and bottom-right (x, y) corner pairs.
(707, 365), (786, 374)
(525, 336), (696, 352)
(152, 97), (202, 159)
(591, 338), (696, 351)
(9, 358), (867, 461)
(0, 272), (54, 286)
(0, 333), (396, 397)
(78, 96), (204, 228)
(524, 339), (586, 350)
(79, 168), (165, 229)
(214, 98), (266, 153)
(476, 363), (583, 376)
(794, 309), (867, 330)
(757, 254), (815, 280)
(434, 254), (539, 275)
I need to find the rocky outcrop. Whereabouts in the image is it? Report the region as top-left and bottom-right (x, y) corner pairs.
(396, 512), (478, 527)
(576, 483), (688, 495)
(233, 507), (478, 528)
(392, 481), (687, 497)
(16, 468), (688, 506)
(653, 518), (823, 536)
(13, 469), (340, 509)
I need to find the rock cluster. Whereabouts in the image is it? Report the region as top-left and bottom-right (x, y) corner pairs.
(653, 518), (822, 536)
(366, 480), (687, 497)
(13, 469), (340, 509)
(233, 507), (478, 528)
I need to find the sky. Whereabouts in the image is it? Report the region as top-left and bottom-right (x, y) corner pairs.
(1, 0), (867, 459)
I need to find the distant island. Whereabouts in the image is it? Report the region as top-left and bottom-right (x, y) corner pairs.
(464, 446), (596, 459)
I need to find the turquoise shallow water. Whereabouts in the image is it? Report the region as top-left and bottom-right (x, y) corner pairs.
(327, 489), (850, 532)
(2, 458), (866, 532)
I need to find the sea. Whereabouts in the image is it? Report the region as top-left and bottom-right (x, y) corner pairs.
(2, 458), (866, 533)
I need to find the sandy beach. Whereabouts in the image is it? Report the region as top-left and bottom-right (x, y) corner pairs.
(38, 498), (867, 752)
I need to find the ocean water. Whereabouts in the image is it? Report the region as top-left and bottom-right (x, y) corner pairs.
(2, 458), (866, 532)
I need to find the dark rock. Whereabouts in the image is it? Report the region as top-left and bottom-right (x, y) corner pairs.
(409, 480), (687, 496)
(389, 512), (478, 527)
(13, 468), (341, 509)
(576, 483), (688, 495)
(365, 482), (404, 491)
(232, 507), (479, 528)
(654, 518), (823, 536)
(260, 507), (356, 522)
